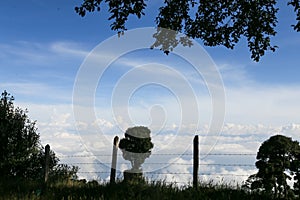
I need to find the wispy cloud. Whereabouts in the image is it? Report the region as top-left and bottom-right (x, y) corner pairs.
(50, 42), (90, 57)
(0, 82), (72, 104)
(218, 63), (254, 86)
(0, 40), (89, 67)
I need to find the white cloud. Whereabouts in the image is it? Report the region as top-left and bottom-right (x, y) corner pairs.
(200, 167), (257, 186)
(225, 85), (300, 125)
(280, 123), (300, 140)
(16, 101), (300, 184)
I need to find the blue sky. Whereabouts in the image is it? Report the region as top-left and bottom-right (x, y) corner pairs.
(1, 1), (300, 183)
(1, 0), (299, 96)
(1, 0), (299, 123)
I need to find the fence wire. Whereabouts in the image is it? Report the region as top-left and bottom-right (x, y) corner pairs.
(58, 152), (257, 180)
(60, 153), (256, 158)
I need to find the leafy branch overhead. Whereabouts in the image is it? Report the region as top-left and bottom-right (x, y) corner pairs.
(75, 0), (300, 61)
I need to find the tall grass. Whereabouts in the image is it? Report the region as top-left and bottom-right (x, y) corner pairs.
(0, 179), (272, 200)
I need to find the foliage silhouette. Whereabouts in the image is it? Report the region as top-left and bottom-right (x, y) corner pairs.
(49, 164), (79, 183)
(0, 90), (77, 183)
(119, 126), (154, 174)
(75, 0), (300, 61)
(243, 135), (300, 199)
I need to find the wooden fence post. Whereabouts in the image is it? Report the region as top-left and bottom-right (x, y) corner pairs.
(110, 136), (119, 184)
(193, 135), (199, 189)
(44, 144), (50, 184)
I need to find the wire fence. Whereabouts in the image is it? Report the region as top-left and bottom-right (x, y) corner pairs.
(59, 153), (256, 158)
(58, 152), (257, 183)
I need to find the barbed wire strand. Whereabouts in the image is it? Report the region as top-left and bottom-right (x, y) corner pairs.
(61, 162), (255, 167)
(76, 171), (251, 177)
(58, 152), (256, 180)
(59, 153), (256, 158)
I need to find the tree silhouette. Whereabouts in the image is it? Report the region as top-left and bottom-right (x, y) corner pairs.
(0, 91), (76, 183)
(290, 141), (300, 197)
(243, 135), (300, 199)
(119, 126), (154, 175)
(0, 90), (54, 180)
(75, 0), (300, 61)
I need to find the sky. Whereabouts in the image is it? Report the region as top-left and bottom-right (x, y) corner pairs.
(1, 0), (300, 185)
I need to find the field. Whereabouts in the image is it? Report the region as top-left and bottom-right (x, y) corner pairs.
(0, 179), (272, 200)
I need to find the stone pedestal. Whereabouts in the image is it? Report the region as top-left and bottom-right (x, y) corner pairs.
(123, 169), (143, 182)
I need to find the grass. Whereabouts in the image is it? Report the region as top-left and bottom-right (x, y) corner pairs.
(0, 179), (272, 200)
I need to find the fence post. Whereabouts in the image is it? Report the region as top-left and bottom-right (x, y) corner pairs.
(110, 136), (119, 184)
(193, 135), (199, 189)
(44, 144), (50, 184)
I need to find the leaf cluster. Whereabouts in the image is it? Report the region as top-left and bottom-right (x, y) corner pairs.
(75, 0), (300, 61)
(75, 0), (146, 32)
